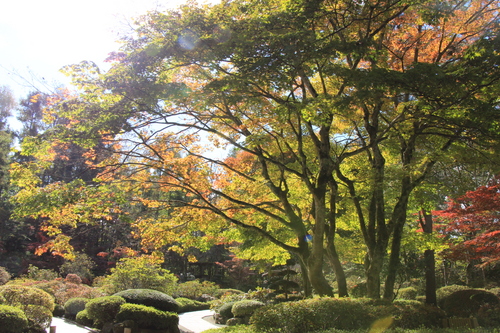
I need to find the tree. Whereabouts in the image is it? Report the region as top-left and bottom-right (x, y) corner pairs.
(14, 0), (500, 298)
(435, 175), (500, 268)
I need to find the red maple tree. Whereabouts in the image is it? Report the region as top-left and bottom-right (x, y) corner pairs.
(435, 176), (500, 266)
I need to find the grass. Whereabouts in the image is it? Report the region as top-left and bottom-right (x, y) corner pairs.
(203, 326), (500, 333)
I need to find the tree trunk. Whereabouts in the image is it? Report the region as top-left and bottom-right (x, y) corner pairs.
(307, 251), (334, 296)
(297, 255), (312, 297)
(366, 249), (384, 298)
(326, 240), (349, 297)
(424, 249), (437, 305)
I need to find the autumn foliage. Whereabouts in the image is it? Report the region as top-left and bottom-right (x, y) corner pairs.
(435, 176), (500, 266)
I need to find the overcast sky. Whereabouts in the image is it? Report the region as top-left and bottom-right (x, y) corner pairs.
(0, 0), (194, 100)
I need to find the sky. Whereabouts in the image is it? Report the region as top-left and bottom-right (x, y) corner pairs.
(0, 0), (194, 101)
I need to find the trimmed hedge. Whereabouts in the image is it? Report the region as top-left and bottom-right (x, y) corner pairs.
(0, 285), (55, 312)
(175, 297), (210, 313)
(232, 300), (265, 317)
(250, 298), (374, 333)
(0, 304), (29, 333)
(86, 295), (126, 324)
(75, 309), (94, 327)
(250, 298), (445, 333)
(436, 285), (469, 308)
(218, 301), (237, 322)
(114, 288), (179, 312)
(442, 289), (499, 317)
(64, 297), (89, 319)
(397, 287), (418, 300)
(25, 304), (53, 332)
(116, 303), (179, 330)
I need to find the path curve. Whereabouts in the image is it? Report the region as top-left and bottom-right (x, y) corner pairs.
(179, 309), (224, 333)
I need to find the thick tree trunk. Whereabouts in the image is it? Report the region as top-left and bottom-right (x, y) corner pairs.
(307, 251), (334, 296)
(424, 249), (437, 305)
(366, 249), (384, 298)
(297, 255), (312, 297)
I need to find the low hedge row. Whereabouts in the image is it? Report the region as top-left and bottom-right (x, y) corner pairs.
(114, 288), (179, 312)
(175, 297), (210, 313)
(249, 298), (445, 333)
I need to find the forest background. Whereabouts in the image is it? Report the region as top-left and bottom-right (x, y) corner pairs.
(0, 0), (500, 301)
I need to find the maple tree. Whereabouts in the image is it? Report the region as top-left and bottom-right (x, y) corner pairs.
(11, 0), (500, 298)
(435, 175), (500, 267)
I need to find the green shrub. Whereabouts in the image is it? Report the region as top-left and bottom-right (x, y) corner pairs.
(98, 256), (177, 294)
(218, 301), (237, 322)
(397, 287), (418, 300)
(64, 297), (89, 319)
(250, 298), (374, 333)
(0, 304), (29, 333)
(232, 300), (265, 317)
(25, 304), (53, 332)
(116, 303), (178, 330)
(0, 267), (10, 285)
(25, 265), (59, 281)
(349, 282), (367, 298)
(114, 288), (179, 312)
(391, 300), (446, 329)
(86, 295), (126, 324)
(60, 253), (95, 281)
(75, 309), (94, 327)
(436, 285), (469, 308)
(175, 280), (219, 299)
(214, 289), (244, 298)
(0, 285), (55, 312)
(175, 297), (210, 313)
(442, 289), (499, 317)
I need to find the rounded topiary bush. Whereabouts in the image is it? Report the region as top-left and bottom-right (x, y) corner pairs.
(116, 303), (179, 330)
(442, 289), (499, 317)
(0, 285), (55, 312)
(75, 309), (94, 327)
(0, 304), (29, 333)
(250, 297), (374, 333)
(232, 300), (265, 317)
(397, 287), (418, 300)
(25, 304), (53, 332)
(436, 285), (469, 308)
(0, 267), (11, 285)
(217, 301), (237, 323)
(64, 297), (89, 319)
(175, 297), (210, 313)
(391, 300), (446, 329)
(113, 289), (179, 312)
(86, 295), (126, 324)
(214, 289), (244, 298)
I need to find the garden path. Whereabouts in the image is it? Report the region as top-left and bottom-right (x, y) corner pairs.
(46, 317), (98, 332)
(179, 309), (223, 333)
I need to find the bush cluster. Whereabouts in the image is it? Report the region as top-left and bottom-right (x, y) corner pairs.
(0, 285), (55, 332)
(435, 285), (469, 308)
(75, 309), (94, 327)
(63, 297), (89, 319)
(114, 288), (179, 312)
(85, 295), (126, 325)
(175, 297), (210, 313)
(175, 280), (219, 300)
(116, 303), (179, 330)
(396, 287), (418, 300)
(441, 289), (499, 317)
(0, 304), (29, 333)
(250, 298), (374, 333)
(232, 300), (265, 317)
(0, 267), (11, 285)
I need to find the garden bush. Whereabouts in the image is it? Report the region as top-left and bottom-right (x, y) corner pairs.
(85, 295), (126, 324)
(175, 280), (219, 300)
(397, 287), (418, 300)
(442, 289), (499, 317)
(216, 301), (237, 324)
(75, 309), (94, 327)
(24, 304), (53, 332)
(250, 297), (374, 333)
(114, 288), (180, 312)
(232, 300), (265, 317)
(116, 303), (179, 330)
(213, 289), (244, 298)
(175, 297), (210, 313)
(390, 300), (446, 329)
(0, 304), (29, 333)
(64, 297), (89, 319)
(98, 256), (177, 294)
(477, 303), (500, 327)
(0, 285), (55, 312)
(0, 267), (10, 285)
(435, 285), (469, 308)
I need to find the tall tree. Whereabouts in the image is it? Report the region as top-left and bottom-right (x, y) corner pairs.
(13, 0), (500, 297)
